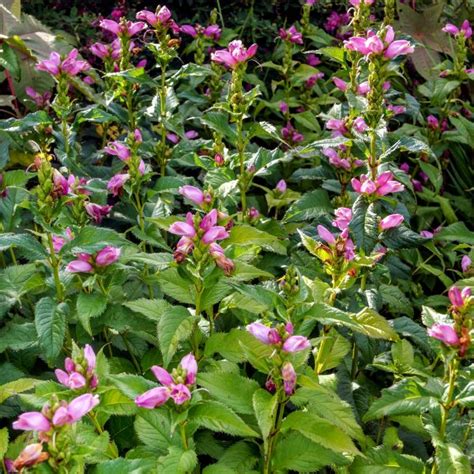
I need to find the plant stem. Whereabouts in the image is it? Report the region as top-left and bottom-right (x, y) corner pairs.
(180, 422), (189, 450)
(47, 234), (64, 301)
(158, 62), (168, 176)
(263, 395), (286, 474)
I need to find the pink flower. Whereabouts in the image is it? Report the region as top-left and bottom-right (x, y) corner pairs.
(201, 226), (229, 244)
(53, 394), (99, 426)
(11, 443), (48, 471)
(203, 25), (221, 40)
(448, 287), (471, 308)
(107, 173), (129, 196)
(333, 77), (348, 92)
(280, 101), (289, 114)
(384, 40), (415, 59)
(279, 25), (303, 45)
(443, 20), (472, 39)
(166, 133), (180, 144)
(95, 246), (121, 266)
(13, 412), (51, 432)
(179, 185), (205, 205)
(66, 259), (94, 273)
(181, 24), (197, 37)
(170, 384), (191, 405)
(306, 54), (321, 66)
(352, 172), (404, 196)
(90, 42), (109, 59)
(281, 122), (304, 143)
(379, 214), (404, 230)
(461, 255), (471, 273)
(317, 225), (336, 245)
(180, 353), (198, 385)
(200, 209), (218, 231)
(36, 49), (90, 77)
(305, 73), (324, 88)
(100, 19), (146, 37)
(350, 0), (374, 5)
(211, 40), (257, 69)
(85, 203), (112, 224)
(104, 142), (131, 161)
(25, 87), (51, 108)
(326, 118), (347, 135)
(84, 344), (96, 371)
(387, 104), (406, 115)
(427, 115), (439, 129)
(353, 117), (368, 133)
(174, 236), (194, 262)
(276, 179), (287, 193)
(209, 243), (235, 275)
(185, 130), (199, 140)
(282, 335), (311, 352)
(247, 322), (282, 345)
(333, 208), (352, 230)
(420, 230), (434, 238)
(169, 213), (196, 238)
(428, 324), (460, 346)
(282, 362), (296, 396)
(137, 6), (174, 28)
(135, 387), (170, 408)
(151, 365), (174, 386)
(55, 369), (86, 389)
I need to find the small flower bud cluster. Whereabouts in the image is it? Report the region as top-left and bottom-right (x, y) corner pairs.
(55, 344), (98, 390)
(66, 246), (120, 273)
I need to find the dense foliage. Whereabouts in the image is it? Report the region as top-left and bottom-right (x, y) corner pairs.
(0, 0), (473, 472)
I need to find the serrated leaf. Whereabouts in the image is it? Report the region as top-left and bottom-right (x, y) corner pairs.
(158, 447), (198, 474)
(0, 233), (47, 260)
(189, 400), (259, 437)
(314, 328), (351, 373)
(198, 372), (259, 415)
(91, 458), (156, 474)
(158, 305), (194, 366)
(383, 226), (428, 250)
(77, 292), (107, 335)
(134, 410), (179, 453)
(352, 307), (399, 341)
(109, 374), (155, 399)
(0, 378), (40, 404)
(158, 268), (195, 304)
(35, 297), (67, 365)
(434, 222), (474, 245)
(435, 443), (471, 474)
(0, 427), (8, 460)
(123, 298), (171, 321)
(283, 189), (332, 222)
(100, 388), (138, 416)
(253, 389), (278, 441)
(223, 225), (286, 255)
(350, 196), (379, 254)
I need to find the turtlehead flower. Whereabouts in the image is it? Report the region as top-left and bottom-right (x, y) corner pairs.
(275, 179), (287, 194)
(52, 394), (100, 426)
(107, 173), (130, 196)
(36, 49), (90, 78)
(353, 117), (368, 133)
(461, 255), (471, 273)
(326, 118), (348, 136)
(100, 19), (146, 37)
(246, 321), (310, 352)
(51, 228), (73, 253)
(317, 225), (355, 261)
(448, 287), (471, 309)
(13, 412), (51, 432)
(104, 142), (131, 161)
(351, 171), (404, 196)
(379, 214), (404, 231)
(442, 20), (472, 39)
(25, 87), (52, 108)
(12, 443), (49, 471)
(211, 40), (257, 69)
(96, 246), (121, 266)
(85, 203), (113, 224)
(279, 25), (303, 44)
(67, 247), (120, 273)
(135, 353), (197, 408)
(428, 324), (460, 346)
(280, 101), (289, 114)
(344, 26), (414, 59)
(136, 6), (179, 33)
(281, 122), (304, 143)
(306, 53), (321, 66)
(179, 185), (209, 206)
(66, 258), (93, 273)
(209, 243), (235, 275)
(333, 208), (352, 230)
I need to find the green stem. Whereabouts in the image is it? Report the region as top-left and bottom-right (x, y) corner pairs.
(47, 234), (64, 302)
(158, 62), (168, 176)
(263, 395), (286, 474)
(179, 422), (189, 450)
(368, 130), (378, 180)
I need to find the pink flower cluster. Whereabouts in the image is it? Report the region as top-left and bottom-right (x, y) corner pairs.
(279, 25), (303, 45)
(326, 117), (368, 137)
(52, 171), (89, 198)
(135, 353), (197, 408)
(51, 228), (73, 253)
(55, 344), (98, 390)
(351, 171), (404, 196)
(344, 26), (414, 59)
(181, 24), (221, 40)
(66, 246), (120, 273)
(318, 224), (355, 261)
(25, 87), (52, 108)
(246, 322), (311, 352)
(332, 207), (352, 230)
(100, 19), (147, 38)
(442, 20), (472, 39)
(333, 77), (371, 95)
(13, 394), (99, 433)
(324, 12), (350, 35)
(323, 148), (364, 171)
(36, 49), (90, 78)
(449, 286), (471, 310)
(169, 209), (234, 274)
(179, 185), (212, 208)
(6, 443), (48, 472)
(211, 40), (258, 69)
(281, 122), (304, 144)
(136, 6), (179, 33)
(85, 203), (113, 223)
(90, 39), (122, 61)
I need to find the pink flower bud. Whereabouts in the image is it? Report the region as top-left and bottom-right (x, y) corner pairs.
(95, 246), (121, 266)
(169, 213), (197, 238)
(179, 185), (205, 206)
(66, 260), (94, 273)
(306, 54), (321, 66)
(333, 207), (352, 230)
(201, 226), (229, 244)
(428, 324), (460, 346)
(317, 225), (336, 245)
(282, 335), (311, 352)
(54, 394), (99, 426)
(384, 40), (414, 59)
(276, 179), (287, 193)
(333, 77), (348, 92)
(83, 344), (96, 371)
(280, 101), (289, 114)
(448, 286), (470, 308)
(461, 255), (471, 273)
(180, 353), (198, 385)
(379, 214), (404, 231)
(107, 173), (129, 196)
(13, 412), (51, 432)
(104, 142), (131, 161)
(181, 24), (197, 37)
(151, 365), (174, 386)
(85, 203), (112, 224)
(281, 362), (296, 395)
(12, 443), (48, 470)
(247, 322), (274, 344)
(185, 130), (199, 140)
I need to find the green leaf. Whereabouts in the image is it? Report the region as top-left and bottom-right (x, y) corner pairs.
(108, 374), (155, 399)
(198, 372), (259, 415)
(363, 379), (436, 421)
(158, 447), (198, 474)
(158, 305), (194, 366)
(253, 389), (278, 441)
(201, 112), (237, 142)
(350, 196), (379, 254)
(0, 43), (20, 80)
(35, 297), (67, 365)
(316, 46), (345, 64)
(272, 432), (349, 471)
(435, 443), (471, 474)
(445, 116), (474, 148)
(158, 268), (195, 304)
(314, 328), (351, 373)
(223, 225), (286, 255)
(283, 189), (332, 222)
(380, 136), (434, 161)
(281, 410), (360, 455)
(383, 226), (427, 250)
(77, 292), (107, 335)
(61, 226), (127, 255)
(123, 298), (170, 322)
(91, 458), (156, 474)
(134, 410), (179, 453)
(100, 388), (138, 416)
(435, 222), (474, 245)
(189, 400), (259, 438)
(0, 378), (40, 403)
(0, 233), (47, 260)
(391, 339), (415, 367)
(351, 307), (399, 341)
(379, 284), (414, 317)
(0, 321), (37, 352)
(203, 441), (258, 473)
